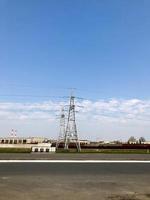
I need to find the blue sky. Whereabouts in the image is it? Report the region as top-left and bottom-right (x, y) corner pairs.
(0, 0), (150, 140)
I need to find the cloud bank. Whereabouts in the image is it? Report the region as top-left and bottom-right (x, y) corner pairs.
(0, 99), (150, 140)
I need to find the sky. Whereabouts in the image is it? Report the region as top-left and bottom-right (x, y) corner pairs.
(0, 0), (150, 140)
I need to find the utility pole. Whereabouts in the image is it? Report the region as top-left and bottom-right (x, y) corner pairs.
(64, 94), (81, 152)
(10, 129), (17, 137)
(56, 107), (66, 150)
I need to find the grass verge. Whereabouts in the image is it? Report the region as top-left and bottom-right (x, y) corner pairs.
(56, 149), (150, 154)
(0, 148), (31, 153)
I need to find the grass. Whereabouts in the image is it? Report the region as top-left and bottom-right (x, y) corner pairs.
(56, 148), (150, 154)
(0, 148), (31, 153)
(0, 148), (149, 154)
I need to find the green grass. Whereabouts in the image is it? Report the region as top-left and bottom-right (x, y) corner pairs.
(0, 148), (31, 153)
(56, 149), (79, 153)
(56, 148), (150, 154)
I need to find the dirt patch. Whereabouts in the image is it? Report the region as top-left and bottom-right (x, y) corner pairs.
(145, 194), (150, 198)
(108, 194), (140, 200)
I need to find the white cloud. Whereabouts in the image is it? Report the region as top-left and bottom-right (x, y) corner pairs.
(0, 99), (150, 140)
(79, 99), (150, 123)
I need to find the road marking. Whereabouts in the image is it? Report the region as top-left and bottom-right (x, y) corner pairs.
(0, 160), (150, 163)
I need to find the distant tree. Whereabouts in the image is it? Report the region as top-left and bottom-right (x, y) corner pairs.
(128, 136), (137, 144)
(139, 137), (146, 144)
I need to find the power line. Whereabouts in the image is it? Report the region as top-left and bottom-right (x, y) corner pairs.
(0, 94), (68, 98)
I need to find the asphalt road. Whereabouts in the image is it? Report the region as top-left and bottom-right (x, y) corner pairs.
(0, 153), (150, 160)
(0, 163), (150, 200)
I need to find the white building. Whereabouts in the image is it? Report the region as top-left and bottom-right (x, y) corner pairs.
(31, 143), (56, 153)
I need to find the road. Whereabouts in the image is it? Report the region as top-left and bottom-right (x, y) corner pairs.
(0, 153), (150, 160)
(0, 163), (150, 200)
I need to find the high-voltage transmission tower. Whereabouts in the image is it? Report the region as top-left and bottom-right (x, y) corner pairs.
(64, 95), (81, 152)
(56, 107), (66, 150)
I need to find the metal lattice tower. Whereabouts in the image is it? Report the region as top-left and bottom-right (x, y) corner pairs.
(64, 95), (81, 152)
(56, 107), (66, 150)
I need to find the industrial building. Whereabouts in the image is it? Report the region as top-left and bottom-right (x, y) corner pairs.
(0, 137), (47, 144)
(0, 136), (56, 153)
